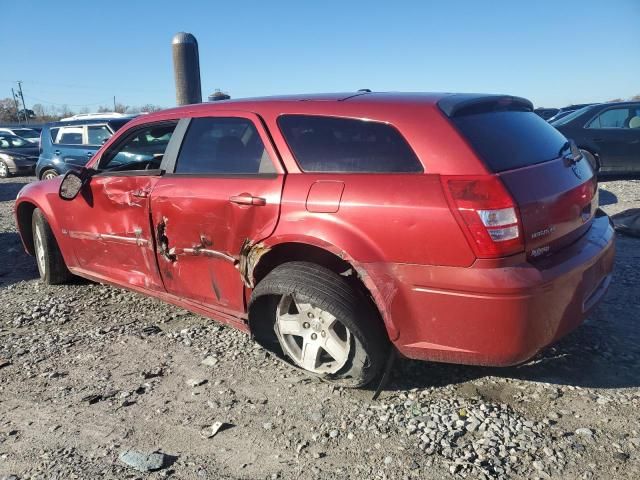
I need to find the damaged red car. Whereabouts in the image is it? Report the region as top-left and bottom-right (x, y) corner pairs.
(15, 92), (615, 387)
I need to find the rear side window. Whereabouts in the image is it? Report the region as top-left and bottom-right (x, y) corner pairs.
(55, 126), (83, 145)
(278, 115), (422, 173)
(452, 111), (567, 172)
(175, 117), (275, 174)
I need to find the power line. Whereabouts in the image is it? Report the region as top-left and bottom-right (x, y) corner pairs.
(22, 94), (115, 107)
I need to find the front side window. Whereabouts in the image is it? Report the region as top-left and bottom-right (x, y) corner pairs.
(277, 115), (423, 173)
(87, 125), (112, 145)
(56, 126), (83, 144)
(99, 122), (176, 171)
(174, 117), (275, 174)
(587, 107), (630, 129)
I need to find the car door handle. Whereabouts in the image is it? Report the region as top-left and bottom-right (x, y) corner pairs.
(86, 152), (93, 157)
(54, 150), (60, 155)
(131, 189), (150, 198)
(229, 194), (266, 206)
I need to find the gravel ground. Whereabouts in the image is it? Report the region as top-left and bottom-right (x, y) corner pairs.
(0, 175), (639, 480)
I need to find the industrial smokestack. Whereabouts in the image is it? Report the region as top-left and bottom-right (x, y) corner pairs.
(172, 32), (202, 106)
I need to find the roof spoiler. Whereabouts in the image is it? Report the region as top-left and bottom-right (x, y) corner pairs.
(438, 94), (534, 117)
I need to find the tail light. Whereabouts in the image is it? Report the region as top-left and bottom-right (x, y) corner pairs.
(442, 175), (524, 258)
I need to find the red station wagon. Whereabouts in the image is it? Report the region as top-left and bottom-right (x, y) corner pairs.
(14, 92), (615, 387)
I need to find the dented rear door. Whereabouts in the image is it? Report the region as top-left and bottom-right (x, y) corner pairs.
(150, 112), (284, 315)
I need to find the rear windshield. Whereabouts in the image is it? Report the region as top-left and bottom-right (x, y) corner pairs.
(108, 119), (133, 131)
(453, 111), (567, 172)
(14, 129), (39, 139)
(278, 115), (423, 173)
(550, 105), (595, 127)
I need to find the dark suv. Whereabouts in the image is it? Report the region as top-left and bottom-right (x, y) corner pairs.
(36, 115), (137, 180)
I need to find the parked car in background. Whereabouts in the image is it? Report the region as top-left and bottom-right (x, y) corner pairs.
(0, 133), (39, 177)
(547, 103), (596, 123)
(551, 102), (640, 174)
(36, 115), (137, 180)
(533, 107), (559, 120)
(15, 92), (614, 387)
(0, 127), (41, 145)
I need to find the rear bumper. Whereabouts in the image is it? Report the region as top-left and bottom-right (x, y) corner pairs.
(389, 213), (615, 366)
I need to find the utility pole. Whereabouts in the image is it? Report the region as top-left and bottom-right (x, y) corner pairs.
(113, 96), (116, 112)
(17, 81), (28, 124)
(11, 88), (21, 123)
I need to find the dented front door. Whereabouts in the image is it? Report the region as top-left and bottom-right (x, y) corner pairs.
(60, 173), (164, 290)
(150, 113), (284, 315)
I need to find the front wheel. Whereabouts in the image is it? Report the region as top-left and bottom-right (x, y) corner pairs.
(41, 169), (59, 181)
(249, 262), (388, 387)
(0, 160), (11, 178)
(32, 208), (72, 285)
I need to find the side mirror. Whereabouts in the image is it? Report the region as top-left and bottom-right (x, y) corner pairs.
(59, 169), (91, 200)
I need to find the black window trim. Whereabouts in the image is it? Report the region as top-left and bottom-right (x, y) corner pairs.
(583, 103), (640, 130)
(276, 113), (424, 174)
(163, 116), (281, 179)
(94, 119), (182, 175)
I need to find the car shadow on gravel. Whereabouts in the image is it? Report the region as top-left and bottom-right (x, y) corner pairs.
(0, 182), (27, 202)
(383, 314), (640, 394)
(0, 232), (40, 287)
(598, 188), (618, 206)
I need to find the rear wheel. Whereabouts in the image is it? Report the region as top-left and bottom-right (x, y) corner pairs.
(249, 261), (388, 387)
(41, 169), (59, 180)
(32, 208), (72, 284)
(0, 160), (10, 178)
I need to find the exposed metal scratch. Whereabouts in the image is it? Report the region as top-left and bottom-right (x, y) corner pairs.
(237, 239), (271, 288)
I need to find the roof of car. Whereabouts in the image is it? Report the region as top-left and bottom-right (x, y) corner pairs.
(140, 92), (532, 121)
(44, 114), (139, 128)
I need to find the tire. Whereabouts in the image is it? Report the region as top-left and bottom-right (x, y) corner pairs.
(580, 149), (599, 173)
(0, 160), (11, 178)
(249, 261), (389, 387)
(41, 169), (59, 181)
(32, 208), (72, 285)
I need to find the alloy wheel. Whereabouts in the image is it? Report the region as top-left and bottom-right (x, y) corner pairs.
(0, 162), (8, 178)
(34, 224), (46, 276)
(42, 170), (58, 180)
(275, 293), (351, 374)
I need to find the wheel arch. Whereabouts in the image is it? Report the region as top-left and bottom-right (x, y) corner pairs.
(16, 200), (38, 255)
(578, 146), (601, 171)
(249, 236), (400, 342)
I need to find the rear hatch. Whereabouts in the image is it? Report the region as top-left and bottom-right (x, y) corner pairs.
(442, 95), (598, 259)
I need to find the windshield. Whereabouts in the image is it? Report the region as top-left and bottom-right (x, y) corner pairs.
(13, 129), (39, 139)
(551, 105), (596, 127)
(0, 134), (31, 148)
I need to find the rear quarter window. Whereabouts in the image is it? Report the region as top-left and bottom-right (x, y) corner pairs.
(278, 115), (423, 173)
(452, 111), (567, 172)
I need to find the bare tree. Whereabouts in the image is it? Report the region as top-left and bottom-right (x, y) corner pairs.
(140, 104), (163, 113)
(114, 103), (129, 114)
(0, 98), (19, 122)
